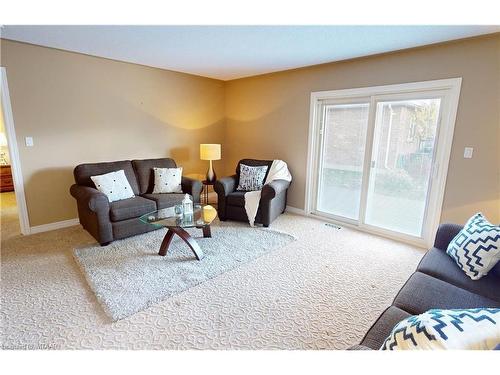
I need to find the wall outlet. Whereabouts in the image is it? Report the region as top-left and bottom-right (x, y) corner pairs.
(25, 137), (34, 147)
(464, 147), (473, 159)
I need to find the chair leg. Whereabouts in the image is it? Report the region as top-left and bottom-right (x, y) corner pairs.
(100, 241), (111, 246)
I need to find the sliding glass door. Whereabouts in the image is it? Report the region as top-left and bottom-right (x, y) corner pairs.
(364, 98), (441, 236)
(316, 102), (369, 221)
(308, 79), (461, 246)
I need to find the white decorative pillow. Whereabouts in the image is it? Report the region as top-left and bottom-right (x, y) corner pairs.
(237, 164), (268, 191)
(90, 170), (135, 203)
(446, 213), (500, 280)
(381, 308), (500, 350)
(152, 167), (183, 194)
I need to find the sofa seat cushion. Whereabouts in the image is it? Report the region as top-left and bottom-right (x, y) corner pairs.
(361, 306), (411, 350)
(417, 247), (500, 302)
(226, 191), (247, 206)
(141, 193), (186, 210)
(393, 272), (500, 315)
(109, 196), (156, 222)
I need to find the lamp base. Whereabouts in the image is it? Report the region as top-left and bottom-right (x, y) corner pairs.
(206, 160), (216, 182)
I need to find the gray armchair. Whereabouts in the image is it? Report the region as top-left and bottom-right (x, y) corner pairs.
(214, 159), (290, 227)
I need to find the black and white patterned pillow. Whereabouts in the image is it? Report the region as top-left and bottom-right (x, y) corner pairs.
(237, 164), (268, 191)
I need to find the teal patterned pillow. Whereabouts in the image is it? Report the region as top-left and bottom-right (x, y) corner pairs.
(237, 164), (268, 191)
(381, 308), (500, 350)
(446, 213), (500, 280)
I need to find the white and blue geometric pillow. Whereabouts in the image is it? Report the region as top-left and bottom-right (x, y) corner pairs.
(381, 308), (500, 350)
(446, 213), (500, 280)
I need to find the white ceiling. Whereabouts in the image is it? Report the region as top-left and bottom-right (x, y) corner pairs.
(2, 25), (499, 80)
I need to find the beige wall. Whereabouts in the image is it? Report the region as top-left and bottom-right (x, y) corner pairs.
(225, 34), (500, 224)
(1, 39), (225, 226)
(2, 34), (499, 228)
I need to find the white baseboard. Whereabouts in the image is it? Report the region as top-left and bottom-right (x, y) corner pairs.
(285, 205), (307, 216)
(29, 218), (80, 234)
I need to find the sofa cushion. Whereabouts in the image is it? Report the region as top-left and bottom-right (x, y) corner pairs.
(226, 191), (247, 206)
(418, 247), (500, 302)
(111, 216), (158, 240)
(132, 158), (177, 194)
(74, 160), (140, 195)
(361, 306), (411, 350)
(434, 223), (463, 251)
(393, 272), (500, 315)
(109, 196), (156, 222)
(142, 193), (186, 210)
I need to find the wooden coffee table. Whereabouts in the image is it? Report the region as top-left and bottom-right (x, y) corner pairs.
(139, 204), (216, 261)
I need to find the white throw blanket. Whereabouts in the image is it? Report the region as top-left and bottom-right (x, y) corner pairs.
(244, 160), (292, 226)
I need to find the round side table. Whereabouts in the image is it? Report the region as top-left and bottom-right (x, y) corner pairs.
(202, 180), (216, 205)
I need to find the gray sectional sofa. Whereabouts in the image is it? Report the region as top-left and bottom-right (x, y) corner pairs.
(354, 223), (500, 350)
(70, 158), (202, 245)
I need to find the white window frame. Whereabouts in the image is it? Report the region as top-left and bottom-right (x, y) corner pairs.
(305, 78), (462, 248)
(1, 67), (30, 234)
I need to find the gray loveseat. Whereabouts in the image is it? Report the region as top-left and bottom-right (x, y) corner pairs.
(70, 158), (202, 245)
(351, 223), (500, 350)
(214, 159), (291, 227)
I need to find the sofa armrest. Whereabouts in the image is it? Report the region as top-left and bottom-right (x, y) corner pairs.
(214, 175), (238, 197)
(433, 223), (463, 251)
(70, 184), (109, 213)
(261, 179), (290, 200)
(181, 176), (202, 203)
(347, 344), (373, 350)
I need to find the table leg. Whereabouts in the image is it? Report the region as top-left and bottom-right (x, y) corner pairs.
(159, 229), (175, 256)
(202, 225), (211, 238)
(204, 185), (209, 204)
(158, 227), (204, 260)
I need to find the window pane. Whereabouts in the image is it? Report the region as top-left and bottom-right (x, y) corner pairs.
(365, 99), (441, 236)
(317, 103), (369, 220)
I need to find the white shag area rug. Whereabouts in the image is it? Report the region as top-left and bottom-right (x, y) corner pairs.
(1, 212), (424, 350)
(74, 221), (296, 321)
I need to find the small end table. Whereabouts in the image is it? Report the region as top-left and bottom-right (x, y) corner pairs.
(202, 180), (216, 205)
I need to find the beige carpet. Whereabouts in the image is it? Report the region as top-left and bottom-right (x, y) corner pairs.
(0, 192), (20, 242)
(1, 198), (425, 350)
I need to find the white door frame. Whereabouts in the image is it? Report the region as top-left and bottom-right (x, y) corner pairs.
(305, 78), (462, 248)
(1, 67), (30, 235)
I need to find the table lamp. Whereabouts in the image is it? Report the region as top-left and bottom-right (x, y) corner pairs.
(200, 144), (221, 183)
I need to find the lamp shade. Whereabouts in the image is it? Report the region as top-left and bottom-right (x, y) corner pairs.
(0, 133), (7, 147)
(200, 144), (221, 161)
